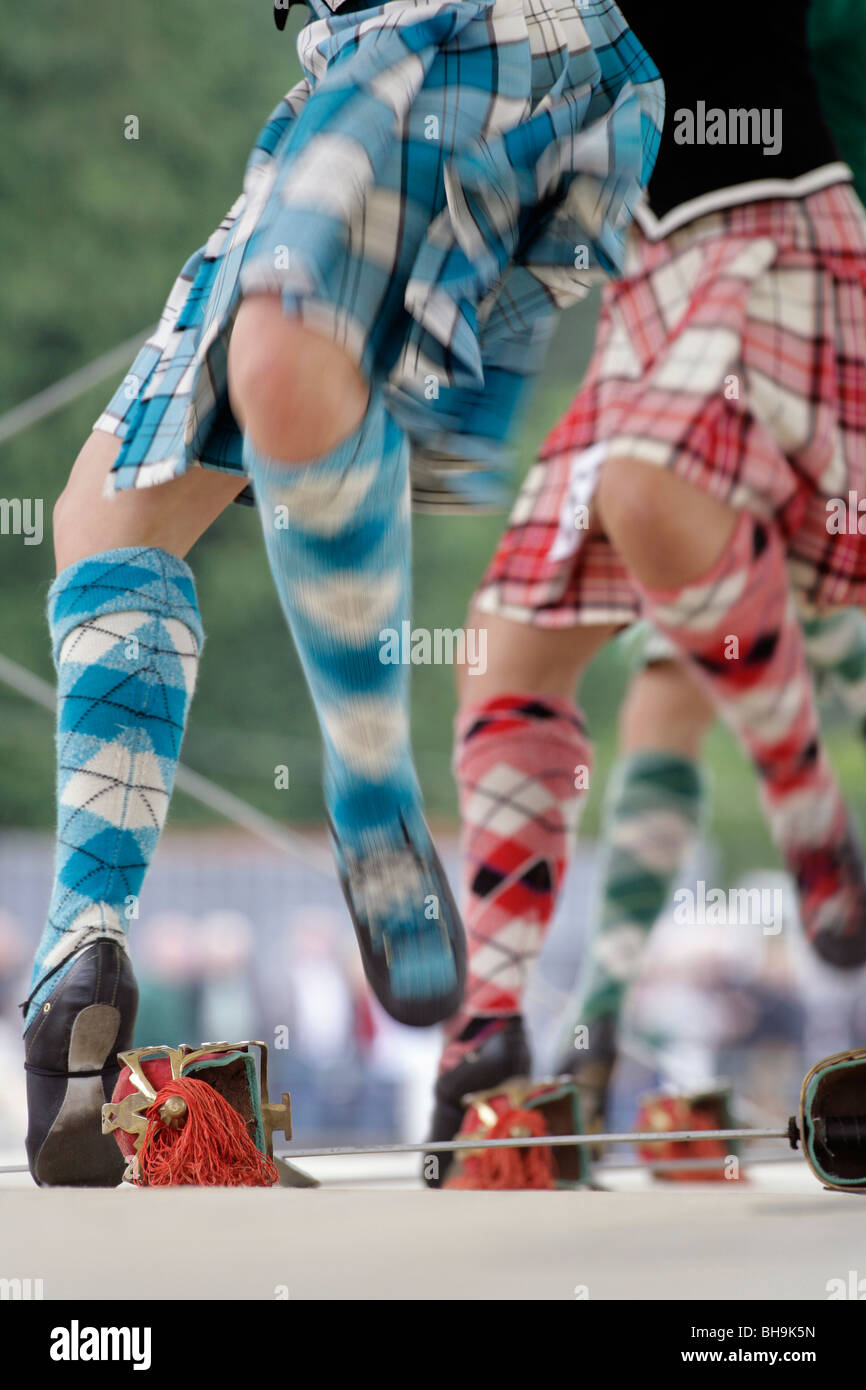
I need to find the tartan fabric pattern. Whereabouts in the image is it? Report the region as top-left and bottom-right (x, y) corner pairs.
(94, 0), (662, 509)
(476, 182), (866, 622)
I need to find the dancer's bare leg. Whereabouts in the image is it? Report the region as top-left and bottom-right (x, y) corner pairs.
(55, 429), (248, 569)
(25, 429), (247, 1186)
(620, 659), (715, 759)
(228, 296), (468, 1026)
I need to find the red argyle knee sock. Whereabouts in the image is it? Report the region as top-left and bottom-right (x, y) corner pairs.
(442, 694), (592, 1069)
(634, 510), (866, 968)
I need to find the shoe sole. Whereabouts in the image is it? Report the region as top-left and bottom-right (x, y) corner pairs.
(31, 1003), (127, 1188)
(334, 820), (467, 1028)
(25, 941), (137, 1187)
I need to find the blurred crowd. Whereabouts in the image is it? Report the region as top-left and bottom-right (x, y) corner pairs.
(1, 835), (858, 1156)
(0, 885), (441, 1154)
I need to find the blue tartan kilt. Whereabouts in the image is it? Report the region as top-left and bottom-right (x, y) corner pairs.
(96, 0), (662, 511)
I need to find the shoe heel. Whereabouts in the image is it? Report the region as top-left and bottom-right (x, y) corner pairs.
(30, 1004), (126, 1187)
(25, 942), (137, 1187)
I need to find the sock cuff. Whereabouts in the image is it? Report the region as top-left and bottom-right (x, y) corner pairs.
(48, 546), (203, 664)
(242, 401), (382, 486)
(801, 608), (866, 675)
(455, 691), (588, 749)
(605, 749), (707, 819)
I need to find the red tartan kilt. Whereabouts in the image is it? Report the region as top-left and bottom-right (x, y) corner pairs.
(476, 182), (866, 627)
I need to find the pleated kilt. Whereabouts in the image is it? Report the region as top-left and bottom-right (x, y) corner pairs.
(94, 0), (663, 512)
(476, 182), (866, 622)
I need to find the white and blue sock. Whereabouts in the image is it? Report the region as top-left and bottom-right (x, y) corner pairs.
(244, 405), (426, 857)
(24, 547), (202, 1026)
(244, 405), (461, 1007)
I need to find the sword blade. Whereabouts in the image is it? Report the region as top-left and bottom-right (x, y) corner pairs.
(279, 1126), (789, 1161)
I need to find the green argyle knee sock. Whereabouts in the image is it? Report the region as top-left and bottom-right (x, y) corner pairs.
(577, 750), (707, 1033)
(801, 608), (866, 723)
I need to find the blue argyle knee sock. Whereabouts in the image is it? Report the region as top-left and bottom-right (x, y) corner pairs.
(244, 405), (425, 855)
(24, 547), (202, 1026)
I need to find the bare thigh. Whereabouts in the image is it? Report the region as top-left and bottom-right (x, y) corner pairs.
(54, 429), (249, 572)
(458, 607), (619, 707)
(619, 659), (716, 760)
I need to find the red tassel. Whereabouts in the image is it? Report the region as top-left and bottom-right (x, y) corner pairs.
(133, 1077), (279, 1187)
(447, 1107), (555, 1190)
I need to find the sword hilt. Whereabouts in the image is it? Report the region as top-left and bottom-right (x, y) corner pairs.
(813, 1114), (866, 1158)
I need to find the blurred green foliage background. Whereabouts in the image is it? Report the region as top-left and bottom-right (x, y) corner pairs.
(2, 0), (865, 879)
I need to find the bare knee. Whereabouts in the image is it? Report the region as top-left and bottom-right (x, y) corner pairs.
(228, 296), (369, 462)
(596, 456), (738, 589)
(619, 659), (715, 759)
(595, 457), (679, 567)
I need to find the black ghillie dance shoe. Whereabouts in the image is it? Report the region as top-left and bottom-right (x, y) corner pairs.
(423, 1015), (530, 1187)
(331, 814), (466, 1028)
(23, 940), (138, 1187)
(552, 1011), (619, 1138)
